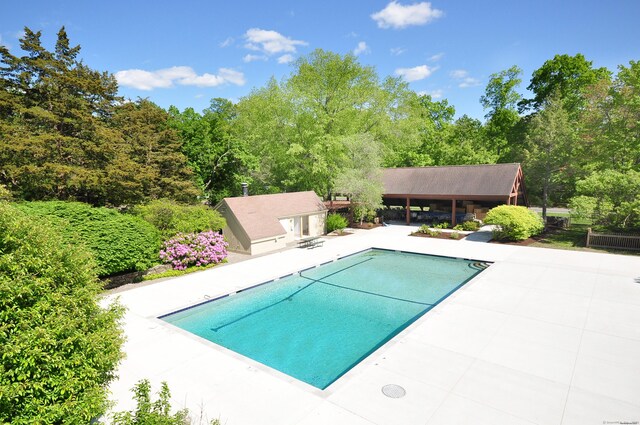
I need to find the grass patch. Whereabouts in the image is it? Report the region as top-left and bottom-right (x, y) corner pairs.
(532, 224), (589, 249)
(531, 224), (639, 255)
(142, 261), (226, 281)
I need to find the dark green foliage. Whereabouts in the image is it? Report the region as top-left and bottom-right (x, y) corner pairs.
(109, 99), (201, 205)
(0, 202), (124, 423)
(569, 170), (640, 230)
(326, 213), (348, 233)
(168, 99), (247, 204)
(519, 53), (611, 114)
(16, 201), (160, 276)
(485, 205), (544, 241)
(0, 27), (200, 206)
(130, 199), (226, 240)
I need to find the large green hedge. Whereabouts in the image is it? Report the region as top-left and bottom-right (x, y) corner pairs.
(0, 202), (124, 423)
(130, 199), (226, 240)
(484, 205), (544, 241)
(16, 201), (161, 277)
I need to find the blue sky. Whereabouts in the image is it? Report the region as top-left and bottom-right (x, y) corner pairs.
(2, 0), (639, 120)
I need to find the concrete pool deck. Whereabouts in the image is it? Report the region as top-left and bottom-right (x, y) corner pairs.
(105, 225), (640, 425)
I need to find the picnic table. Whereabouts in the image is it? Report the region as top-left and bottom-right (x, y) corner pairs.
(297, 236), (324, 249)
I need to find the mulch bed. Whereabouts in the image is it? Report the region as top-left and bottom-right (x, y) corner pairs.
(487, 227), (562, 246)
(349, 223), (383, 230)
(410, 231), (463, 241)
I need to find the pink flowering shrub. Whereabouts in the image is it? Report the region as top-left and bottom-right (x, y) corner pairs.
(159, 230), (228, 270)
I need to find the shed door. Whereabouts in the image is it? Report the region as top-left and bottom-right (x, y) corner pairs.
(294, 217), (301, 239)
(302, 216), (309, 236)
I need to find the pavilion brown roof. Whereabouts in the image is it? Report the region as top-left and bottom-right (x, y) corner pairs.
(382, 163), (522, 198)
(218, 191), (327, 241)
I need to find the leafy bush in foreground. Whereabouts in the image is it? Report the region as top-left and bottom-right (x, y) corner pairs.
(326, 213), (348, 233)
(0, 202), (124, 423)
(17, 201), (161, 277)
(131, 199), (226, 240)
(484, 205), (544, 241)
(112, 380), (221, 425)
(160, 231), (228, 270)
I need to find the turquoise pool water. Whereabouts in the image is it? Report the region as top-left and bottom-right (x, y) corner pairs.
(161, 249), (488, 389)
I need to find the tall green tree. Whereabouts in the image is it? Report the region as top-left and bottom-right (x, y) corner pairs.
(0, 27), (120, 203)
(480, 65), (523, 160)
(519, 53), (611, 114)
(523, 93), (577, 221)
(581, 61), (640, 172)
(108, 99), (200, 204)
(402, 94), (455, 166)
(0, 27), (200, 205)
(333, 134), (384, 224)
(169, 99), (249, 202)
(233, 49), (421, 197)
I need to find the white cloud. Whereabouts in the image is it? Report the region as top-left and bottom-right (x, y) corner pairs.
(115, 66), (245, 90)
(390, 47), (407, 56)
(277, 54), (295, 64)
(217, 68), (246, 86)
(219, 37), (234, 48)
(449, 69), (481, 88)
(243, 54), (267, 63)
(353, 41), (370, 56)
(458, 77), (481, 88)
(371, 1), (443, 29)
(450, 69), (468, 79)
(394, 65), (437, 82)
(417, 89), (443, 99)
(429, 52), (444, 62)
(244, 28), (307, 55)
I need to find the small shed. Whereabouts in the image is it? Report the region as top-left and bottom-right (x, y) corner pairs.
(215, 191), (327, 255)
(383, 163), (528, 225)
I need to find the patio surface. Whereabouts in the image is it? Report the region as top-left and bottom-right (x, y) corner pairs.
(104, 225), (640, 425)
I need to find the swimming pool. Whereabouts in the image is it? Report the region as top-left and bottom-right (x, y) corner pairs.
(161, 249), (489, 389)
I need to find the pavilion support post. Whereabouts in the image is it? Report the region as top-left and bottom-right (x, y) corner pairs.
(406, 197), (411, 225)
(451, 199), (457, 227)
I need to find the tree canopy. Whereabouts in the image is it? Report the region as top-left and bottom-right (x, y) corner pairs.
(1, 27), (639, 229)
(0, 27), (199, 206)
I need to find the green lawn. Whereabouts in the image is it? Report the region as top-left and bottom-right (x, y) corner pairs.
(531, 224), (639, 256)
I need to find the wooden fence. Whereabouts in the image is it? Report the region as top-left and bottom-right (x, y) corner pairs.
(586, 228), (640, 251)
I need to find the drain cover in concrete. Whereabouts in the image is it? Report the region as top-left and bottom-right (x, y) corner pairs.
(381, 384), (406, 398)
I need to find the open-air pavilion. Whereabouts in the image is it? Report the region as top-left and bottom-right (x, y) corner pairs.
(382, 163), (528, 226)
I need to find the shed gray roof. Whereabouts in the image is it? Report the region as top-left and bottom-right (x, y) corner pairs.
(383, 163), (522, 198)
(217, 191), (327, 241)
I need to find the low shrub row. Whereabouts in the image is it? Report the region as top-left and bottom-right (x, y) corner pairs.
(16, 201), (160, 277)
(15, 199), (228, 277)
